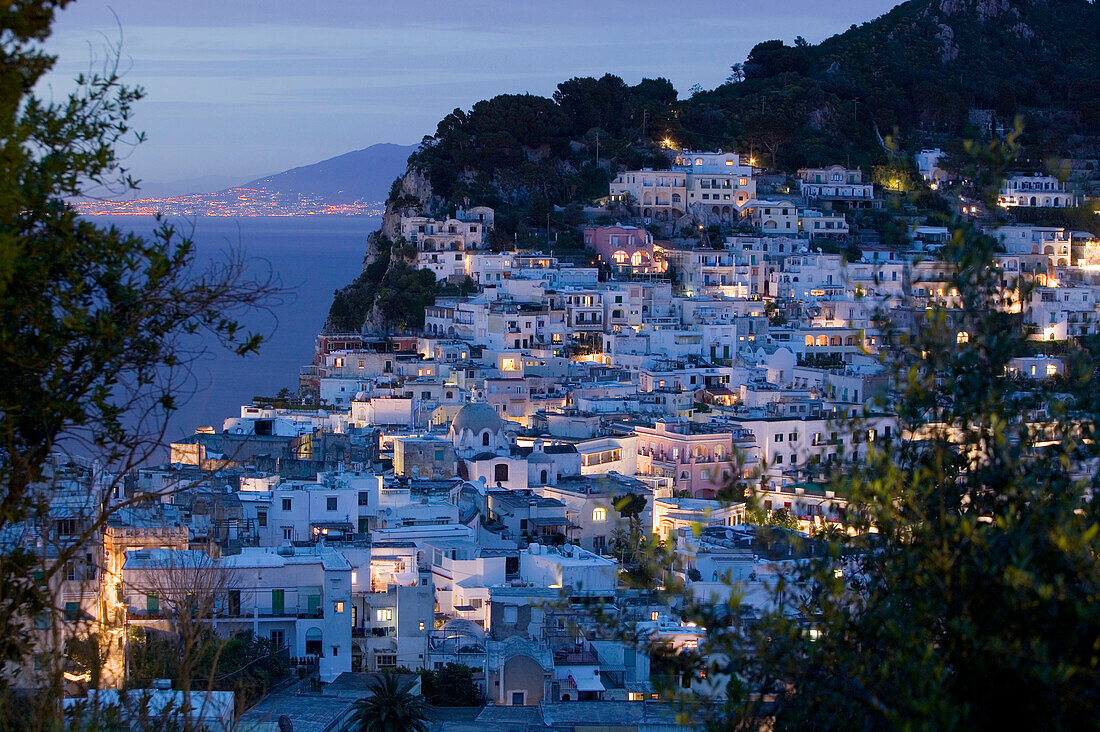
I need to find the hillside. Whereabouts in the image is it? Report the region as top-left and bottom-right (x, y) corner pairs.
(675, 0), (1100, 169)
(243, 142), (418, 204)
(324, 0), (1100, 333)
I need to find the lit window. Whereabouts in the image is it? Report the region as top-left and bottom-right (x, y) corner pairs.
(651, 611), (659, 621)
(419, 621), (426, 631)
(1047, 363), (1057, 376)
(956, 331), (969, 344)
(351, 571), (357, 584)
(334, 357), (344, 368)
(334, 601), (344, 613)
(593, 507), (607, 522)
(376, 608), (393, 622)
(683, 639), (698, 649)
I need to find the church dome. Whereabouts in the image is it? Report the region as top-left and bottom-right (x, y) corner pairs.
(450, 402), (503, 436)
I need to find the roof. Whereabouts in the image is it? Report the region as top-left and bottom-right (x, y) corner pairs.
(451, 402), (503, 435)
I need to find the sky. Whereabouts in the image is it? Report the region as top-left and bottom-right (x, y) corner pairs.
(39, 0), (900, 189)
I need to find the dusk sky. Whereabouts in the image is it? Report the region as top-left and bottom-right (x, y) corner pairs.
(40, 0), (899, 190)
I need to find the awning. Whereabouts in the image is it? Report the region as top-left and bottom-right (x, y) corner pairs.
(528, 517), (568, 527)
(569, 674), (605, 692)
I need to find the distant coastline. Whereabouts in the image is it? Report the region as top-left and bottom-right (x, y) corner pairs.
(74, 187), (386, 217)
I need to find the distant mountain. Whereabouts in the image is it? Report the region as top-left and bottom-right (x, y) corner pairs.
(241, 143), (418, 204)
(133, 174), (249, 199)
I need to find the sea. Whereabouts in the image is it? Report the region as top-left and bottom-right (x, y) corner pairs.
(99, 215), (379, 456)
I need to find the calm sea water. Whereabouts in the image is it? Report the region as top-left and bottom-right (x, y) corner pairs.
(99, 216), (378, 452)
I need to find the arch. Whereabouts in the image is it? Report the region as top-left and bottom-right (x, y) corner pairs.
(816, 335), (828, 347)
(1044, 245), (1055, 255)
(482, 431), (491, 447)
(631, 251), (648, 267)
(305, 627), (323, 656)
(764, 220), (778, 229)
(1057, 258), (1067, 267)
(805, 335), (814, 347)
(845, 336), (856, 346)
(502, 654), (545, 705)
(613, 250), (629, 264)
(643, 208), (652, 217)
(957, 331), (969, 344)
(561, 693), (572, 702)
(711, 206), (720, 216)
(540, 469), (548, 484)
(829, 336), (841, 346)
(1030, 196), (1037, 206)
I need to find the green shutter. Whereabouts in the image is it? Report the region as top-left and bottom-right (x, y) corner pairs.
(146, 595), (159, 615)
(272, 589), (284, 614)
(308, 594), (321, 615)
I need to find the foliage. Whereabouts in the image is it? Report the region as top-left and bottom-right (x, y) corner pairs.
(418, 663), (484, 707)
(406, 76), (677, 237)
(614, 493), (649, 539)
(326, 235), (437, 332)
(348, 672), (430, 732)
(0, 2), (281, 721)
(127, 630), (289, 713)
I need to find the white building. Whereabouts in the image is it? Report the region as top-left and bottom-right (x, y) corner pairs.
(997, 173), (1075, 208)
(123, 546), (354, 682)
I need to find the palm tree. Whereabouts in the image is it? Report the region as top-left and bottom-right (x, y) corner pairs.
(347, 672), (430, 732)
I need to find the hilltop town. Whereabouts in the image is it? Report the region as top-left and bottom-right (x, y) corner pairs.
(20, 133), (1100, 729)
(6, 0), (1100, 726)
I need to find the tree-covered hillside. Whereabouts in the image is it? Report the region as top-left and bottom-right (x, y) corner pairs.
(675, 0), (1100, 169)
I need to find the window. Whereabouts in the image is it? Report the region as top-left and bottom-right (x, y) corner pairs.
(775, 434), (784, 442)
(271, 589), (285, 614)
(358, 492), (369, 506)
(282, 498), (292, 511)
(327, 496), (338, 511)
(511, 692), (526, 706)
(146, 594), (159, 615)
(334, 601), (345, 613)
(482, 432), (491, 447)
(283, 527), (293, 541)
(593, 507), (607, 522)
(494, 464), (509, 483)
(775, 454), (784, 464)
(376, 608), (394, 622)
(419, 621), (426, 631)
(789, 432), (797, 442)
(257, 510), (267, 528)
(957, 331), (969, 344)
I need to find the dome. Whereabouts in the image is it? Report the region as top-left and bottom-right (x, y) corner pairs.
(450, 402), (503, 436)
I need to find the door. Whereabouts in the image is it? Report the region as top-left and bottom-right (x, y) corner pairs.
(272, 589), (284, 615)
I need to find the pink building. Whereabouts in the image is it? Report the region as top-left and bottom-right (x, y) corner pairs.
(635, 419), (735, 499)
(583, 225), (665, 274)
